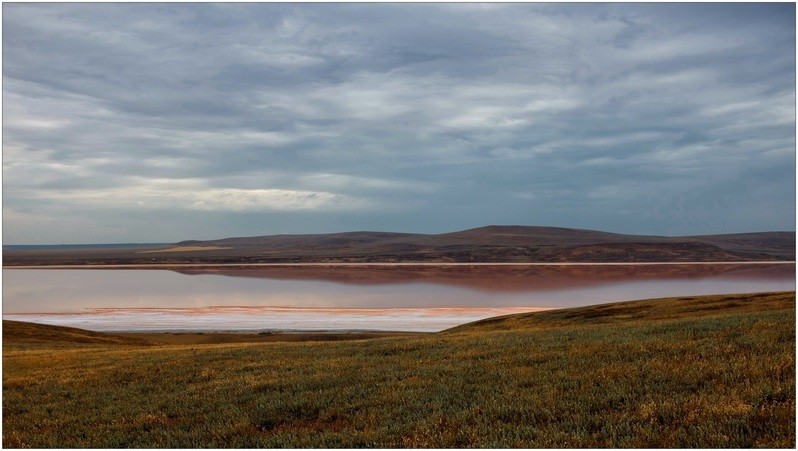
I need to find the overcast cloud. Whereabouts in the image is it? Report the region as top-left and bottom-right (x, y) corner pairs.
(3, 3), (795, 243)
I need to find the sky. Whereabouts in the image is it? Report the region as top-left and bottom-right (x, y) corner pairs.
(2, 3), (795, 244)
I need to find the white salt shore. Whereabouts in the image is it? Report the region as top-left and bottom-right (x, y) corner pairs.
(4, 306), (552, 333)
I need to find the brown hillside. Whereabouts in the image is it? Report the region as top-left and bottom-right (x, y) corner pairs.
(3, 226), (794, 265)
(3, 320), (153, 347)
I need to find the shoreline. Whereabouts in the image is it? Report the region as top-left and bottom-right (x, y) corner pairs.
(4, 261), (795, 269)
(114, 330), (425, 345)
(2, 306), (555, 335)
(6, 290), (795, 345)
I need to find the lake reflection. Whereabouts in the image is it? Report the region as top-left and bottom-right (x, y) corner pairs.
(3, 264), (794, 332)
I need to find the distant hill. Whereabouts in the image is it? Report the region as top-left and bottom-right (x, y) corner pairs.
(3, 243), (169, 251)
(3, 226), (794, 265)
(170, 225), (794, 262)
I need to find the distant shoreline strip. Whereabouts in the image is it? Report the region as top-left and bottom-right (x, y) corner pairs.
(4, 261), (795, 270)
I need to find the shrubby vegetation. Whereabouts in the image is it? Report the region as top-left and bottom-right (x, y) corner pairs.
(3, 292), (794, 447)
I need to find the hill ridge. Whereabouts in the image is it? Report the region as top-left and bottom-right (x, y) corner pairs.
(169, 225), (793, 262)
(4, 225), (794, 265)
(179, 225), (794, 245)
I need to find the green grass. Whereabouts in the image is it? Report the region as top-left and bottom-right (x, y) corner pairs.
(3, 292), (795, 447)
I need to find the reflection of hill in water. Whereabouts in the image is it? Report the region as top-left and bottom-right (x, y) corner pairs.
(173, 264), (795, 293)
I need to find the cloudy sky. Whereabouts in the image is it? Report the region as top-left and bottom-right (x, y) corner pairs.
(3, 3), (795, 244)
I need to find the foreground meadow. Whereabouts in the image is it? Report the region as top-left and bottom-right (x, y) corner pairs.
(3, 292), (795, 448)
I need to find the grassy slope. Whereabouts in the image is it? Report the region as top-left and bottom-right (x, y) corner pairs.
(3, 292), (795, 448)
(2, 320), (153, 348)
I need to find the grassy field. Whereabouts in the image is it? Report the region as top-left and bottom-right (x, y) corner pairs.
(3, 292), (795, 447)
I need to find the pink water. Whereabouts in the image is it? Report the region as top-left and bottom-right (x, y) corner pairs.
(3, 264), (793, 332)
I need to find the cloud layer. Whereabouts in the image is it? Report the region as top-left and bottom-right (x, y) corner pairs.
(3, 3), (795, 243)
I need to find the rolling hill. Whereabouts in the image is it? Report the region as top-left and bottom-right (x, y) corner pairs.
(2, 320), (152, 347)
(3, 225), (794, 265)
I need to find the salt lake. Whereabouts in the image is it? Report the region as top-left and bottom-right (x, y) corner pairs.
(3, 263), (794, 332)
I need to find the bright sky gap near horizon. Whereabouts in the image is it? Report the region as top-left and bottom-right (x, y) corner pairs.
(2, 3), (795, 245)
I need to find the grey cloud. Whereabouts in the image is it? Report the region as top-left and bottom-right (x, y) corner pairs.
(3, 3), (794, 243)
